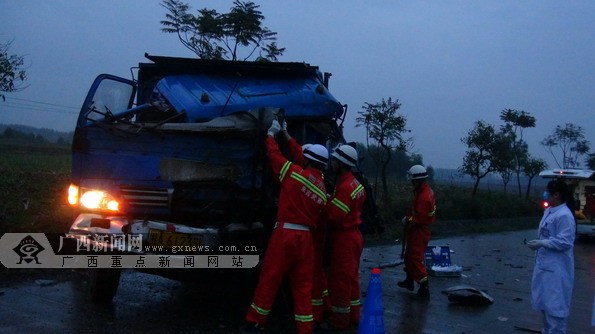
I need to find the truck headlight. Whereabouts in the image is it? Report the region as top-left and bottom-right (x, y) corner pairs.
(68, 184), (79, 205)
(68, 184), (120, 212)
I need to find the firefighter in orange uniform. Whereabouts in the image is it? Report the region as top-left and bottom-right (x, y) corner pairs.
(319, 144), (366, 331)
(278, 129), (330, 325)
(397, 165), (436, 298)
(243, 120), (328, 334)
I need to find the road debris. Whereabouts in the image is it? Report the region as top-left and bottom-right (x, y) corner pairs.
(378, 260), (404, 269)
(442, 285), (494, 305)
(34, 279), (56, 287)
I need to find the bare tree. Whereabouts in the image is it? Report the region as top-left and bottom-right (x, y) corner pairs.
(0, 39), (27, 101)
(541, 123), (591, 168)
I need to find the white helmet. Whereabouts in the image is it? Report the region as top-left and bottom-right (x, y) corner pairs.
(332, 145), (358, 167)
(301, 143), (312, 152)
(303, 144), (328, 166)
(407, 165), (428, 180)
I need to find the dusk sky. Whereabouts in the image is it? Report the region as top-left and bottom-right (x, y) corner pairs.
(1, 0), (593, 169)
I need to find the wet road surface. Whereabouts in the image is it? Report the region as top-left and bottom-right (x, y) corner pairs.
(362, 230), (594, 333)
(0, 229), (593, 333)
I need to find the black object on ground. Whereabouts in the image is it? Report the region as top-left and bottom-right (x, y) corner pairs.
(442, 285), (494, 305)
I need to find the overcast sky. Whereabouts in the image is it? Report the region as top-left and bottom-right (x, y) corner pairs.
(1, 0), (594, 169)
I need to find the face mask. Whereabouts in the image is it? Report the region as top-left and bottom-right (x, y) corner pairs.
(542, 191), (550, 200)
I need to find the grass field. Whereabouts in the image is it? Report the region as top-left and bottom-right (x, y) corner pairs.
(0, 144), (73, 233)
(363, 184), (542, 245)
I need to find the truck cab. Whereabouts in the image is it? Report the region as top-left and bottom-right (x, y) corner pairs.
(66, 54), (348, 302)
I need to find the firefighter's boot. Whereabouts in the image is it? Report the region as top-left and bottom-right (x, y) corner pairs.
(397, 276), (414, 291)
(416, 277), (430, 298)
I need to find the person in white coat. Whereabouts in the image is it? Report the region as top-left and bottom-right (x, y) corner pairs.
(527, 179), (575, 334)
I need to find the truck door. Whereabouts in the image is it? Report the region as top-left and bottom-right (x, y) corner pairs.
(76, 74), (136, 127)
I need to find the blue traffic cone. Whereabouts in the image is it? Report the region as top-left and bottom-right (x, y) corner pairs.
(358, 268), (385, 334)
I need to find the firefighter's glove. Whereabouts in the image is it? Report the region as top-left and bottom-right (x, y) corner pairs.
(281, 119), (288, 132)
(401, 216), (411, 226)
(268, 120), (281, 137)
(526, 239), (546, 250)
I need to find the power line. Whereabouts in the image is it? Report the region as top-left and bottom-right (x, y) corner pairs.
(5, 96), (79, 110)
(0, 102), (78, 115)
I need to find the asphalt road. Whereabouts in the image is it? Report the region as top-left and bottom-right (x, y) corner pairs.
(0, 229), (593, 333)
(362, 230), (594, 334)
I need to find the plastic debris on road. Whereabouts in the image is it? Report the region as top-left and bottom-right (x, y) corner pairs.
(425, 245), (463, 277)
(441, 285), (494, 306)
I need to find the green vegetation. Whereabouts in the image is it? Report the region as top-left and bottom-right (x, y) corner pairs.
(161, 0), (285, 61)
(362, 180), (542, 245)
(0, 124), (72, 146)
(1, 39), (27, 101)
(0, 137), (72, 234)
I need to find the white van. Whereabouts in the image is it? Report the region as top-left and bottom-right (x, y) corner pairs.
(539, 169), (595, 238)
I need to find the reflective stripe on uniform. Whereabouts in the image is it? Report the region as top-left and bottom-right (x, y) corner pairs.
(350, 299), (361, 306)
(279, 161), (291, 182)
(331, 305), (351, 314)
(331, 197), (350, 214)
(290, 172), (327, 202)
(428, 205), (437, 217)
(312, 298), (323, 306)
(283, 222), (310, 231)
(294, 314), (314, 323)
(322, 289), (329, 297)
(350, 184), (364, 199)
(250, 303), (271, 316)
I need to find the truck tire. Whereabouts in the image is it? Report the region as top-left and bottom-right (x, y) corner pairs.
(89, 269), (121, 303)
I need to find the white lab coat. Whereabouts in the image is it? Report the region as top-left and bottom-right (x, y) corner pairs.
(531, 203), (575, 318)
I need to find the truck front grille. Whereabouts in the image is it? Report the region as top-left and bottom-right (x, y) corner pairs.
(120, 187), (170, 208)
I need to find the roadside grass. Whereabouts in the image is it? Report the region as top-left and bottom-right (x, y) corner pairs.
(363, 180), (543, 245)
(0, 146), (73, 234)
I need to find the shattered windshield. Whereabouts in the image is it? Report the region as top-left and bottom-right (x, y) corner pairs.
(86, 78), (135, 123)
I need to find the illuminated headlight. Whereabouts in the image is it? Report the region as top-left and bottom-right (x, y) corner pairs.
(68, 184), (79, 205)
(68, 184), (120, 212)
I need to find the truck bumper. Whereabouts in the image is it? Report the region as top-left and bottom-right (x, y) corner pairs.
(67, 213), (253, 254)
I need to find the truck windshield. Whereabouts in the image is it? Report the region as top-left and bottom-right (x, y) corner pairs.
(85, 77), (135, 123)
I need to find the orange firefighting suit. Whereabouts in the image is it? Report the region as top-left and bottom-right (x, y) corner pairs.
(311, 216), (329, 323)
(325, 171), (366, 329)
(285, 138), (330, 323)
(246, 136), (326, 334)
(403, 182), (436, 283)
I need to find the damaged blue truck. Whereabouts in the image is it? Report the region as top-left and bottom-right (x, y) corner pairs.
(66, 54), (352, 302)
